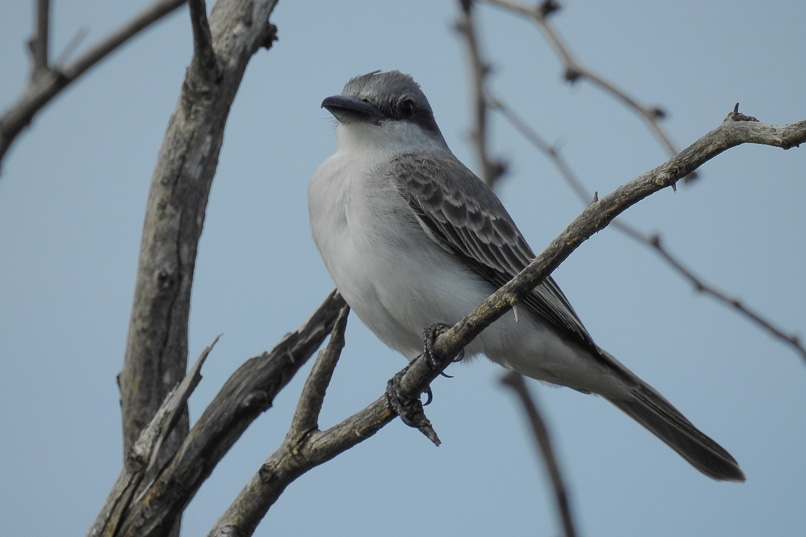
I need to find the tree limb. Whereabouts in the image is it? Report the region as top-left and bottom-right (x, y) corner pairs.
(88, 335), (220, 537)
(455, 0), (507, 187)
(492, 96), (806, 361)
(207, 304), (352, 537)
(119, 0), (278, 467)
(434, 114), (805, 365)
(201, 114), (804, 537)
(116, 3), (278, 537)
(478, 0), (687, 171)
(28, 0), (50, 83)
(289, 304), (351, 437)
(500, 372), (577, 537)
(106, 291), (345, 537)
(0, 0), (187, 169)
(188, 0), (219, 80)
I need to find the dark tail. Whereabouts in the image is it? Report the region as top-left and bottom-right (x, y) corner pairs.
(606, 384), (744, 481)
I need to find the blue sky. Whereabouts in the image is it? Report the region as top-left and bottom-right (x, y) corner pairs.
(1, 1), (805, 536)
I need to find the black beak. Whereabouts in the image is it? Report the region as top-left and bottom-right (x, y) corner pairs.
(322, 95), (384, 125)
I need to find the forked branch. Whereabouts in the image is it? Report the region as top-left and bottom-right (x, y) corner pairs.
(0, 0), (186, 169)
(206, 113), (803, 537)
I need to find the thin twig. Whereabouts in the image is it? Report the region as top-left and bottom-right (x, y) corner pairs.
(455, 0), (507, 187)
(52, 27), (89, 69)
(492, 95), (806, 362)
(648, 234), (806, 361)
(488, 93), (592, 202)
(501, 372), (577, 537)
(0, 0), (186, 169)
(28, 0), (50, 82)
(290, 304), (351, 436)
(479, 0), (686, 173)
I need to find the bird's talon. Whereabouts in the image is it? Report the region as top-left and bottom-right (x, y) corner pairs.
(386, 370), (441, 445)
(423, 322), (464, 372)
(423, 386), (433, 406)
(452, 348), (465, 363)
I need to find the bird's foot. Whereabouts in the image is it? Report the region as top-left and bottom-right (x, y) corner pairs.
(423, 323), (465, 377)
(386, 368), (441, 446)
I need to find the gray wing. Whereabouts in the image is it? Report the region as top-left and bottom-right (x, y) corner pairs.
(384, 152), (598, 351)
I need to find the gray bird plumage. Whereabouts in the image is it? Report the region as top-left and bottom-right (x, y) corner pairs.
(308, 70), (744, 482)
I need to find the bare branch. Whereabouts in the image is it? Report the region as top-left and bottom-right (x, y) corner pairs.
(187, 0), (219, 80)
(0, 0), (186, 169)
(205, 323), (452, 537)
(290, 304), (351, 437)
(478, 0), (686, 166)
(648, 234), (806, 362)
(455, 0), (507, 187)
(494, 95), (806, 361)
(88, 335), (221, 537)
(105, 291), (345, 537)
(488, 93), (593, 202)
(53, 27), (90, 68)
(205, 115), (803, 537)
(501, 372), (577, 537)
(208, 304), (352, 537)
(119, 0), (278, 466)
(431, 114), (806, 368)
(28, 0), (50, 83)
(111, 4), (279, 537)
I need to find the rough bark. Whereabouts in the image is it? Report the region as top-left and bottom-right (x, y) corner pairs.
(117, 0), (278, 532)
(91, 291), (344, 537)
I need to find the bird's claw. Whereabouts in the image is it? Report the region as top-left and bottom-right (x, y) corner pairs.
(423, 323), (465, 374)
(382, 321), (464, 446)
(386, 369), (441, 446)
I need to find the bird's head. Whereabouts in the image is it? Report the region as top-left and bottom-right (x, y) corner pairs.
(322, 70), (447, 153)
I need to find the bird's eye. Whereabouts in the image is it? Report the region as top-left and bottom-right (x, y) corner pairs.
(399, 98), (415, 119)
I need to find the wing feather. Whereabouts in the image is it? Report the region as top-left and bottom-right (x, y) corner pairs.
(384, 153), (597, 350)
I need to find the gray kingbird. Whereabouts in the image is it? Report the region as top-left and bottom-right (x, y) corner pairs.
(308, 70), (744, 482)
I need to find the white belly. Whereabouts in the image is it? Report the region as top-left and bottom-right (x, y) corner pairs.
(308, 153), (623, 396)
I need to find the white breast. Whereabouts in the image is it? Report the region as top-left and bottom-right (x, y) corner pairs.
(309, 137), (482, 352)
(307, 127), (619, 395)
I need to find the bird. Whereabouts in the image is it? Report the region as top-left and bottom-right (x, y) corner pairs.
(307, 70), (744, 482)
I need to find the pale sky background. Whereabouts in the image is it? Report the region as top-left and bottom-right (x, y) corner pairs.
(1, 1), (805, 536)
